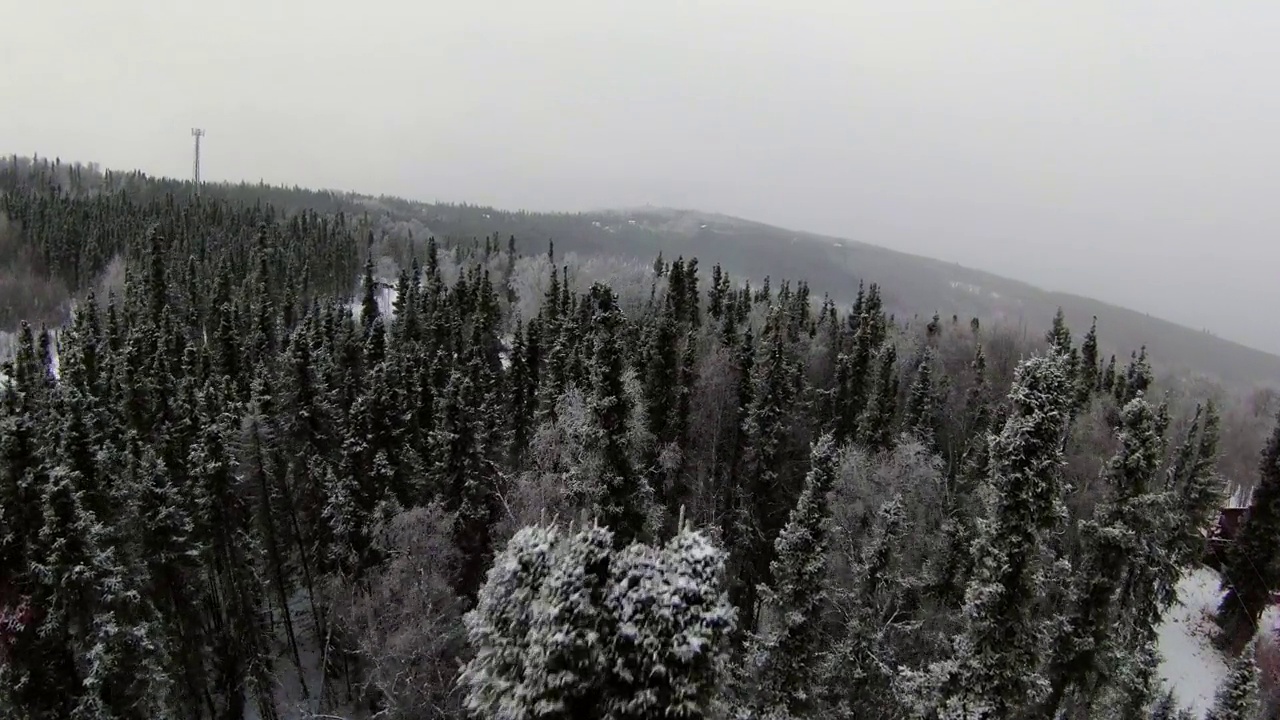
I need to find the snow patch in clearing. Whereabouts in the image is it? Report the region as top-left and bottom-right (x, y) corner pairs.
(245, 589), (356, 720)
(347, 283), (397, 322)
(1157, 566), (1230, 715)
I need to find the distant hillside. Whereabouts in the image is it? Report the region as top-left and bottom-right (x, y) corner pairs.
(343, 197), (1280, 391)
(4, 160), (1276, 390)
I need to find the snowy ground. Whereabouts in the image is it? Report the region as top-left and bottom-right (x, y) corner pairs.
(1156, 566), (1231, 715)
(246, 589), (357, 720)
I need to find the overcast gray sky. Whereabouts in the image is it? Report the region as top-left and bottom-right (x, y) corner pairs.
(3, 0), (1278, 354)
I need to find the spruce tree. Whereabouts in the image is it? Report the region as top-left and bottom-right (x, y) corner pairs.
(857, 341), (899, 453)
(1157, 402), (1223, 608)
(521, 523), (616, 718)
(1078, 316), (1099, 406)
(903, 347), (937, 446)
(708, 263), (727, 320)
(1046, 307), (1073, 356)
(587, 283), (647, 545)
(189, 377), (276, 717)
(605, 525), (736, 720)
(733, 305), (799, 631)
(460, 524), (562, 719)
(506, 318), (536, 466)
(436, 364), (500, 600)
(0, 372), (80, 717)
(1123, 347), (1154, 403)
(642, 300), (681, 508)
(740, 435), (838, 719)
(930, 352), (1073, 717)
(829, 297), (885, 445)
(1043, 395), (1164, 716)
(1148, 689), (1182, 720)
(957, 342), (993, 481)
(1205, 640), (1260, 720)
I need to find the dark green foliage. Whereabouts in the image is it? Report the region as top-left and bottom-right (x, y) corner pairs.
(740, 435), (839, 719)
(903, 347), (938, 446)
(1047, 307), (1073, 356)
(1206, 641), (1260, 720)
(1079, 316), (1100, 404)
(732, 304), (804, 632)
(587, 283), (648, 546)
(858, 341), (900, 452)
(1149, 689), (1195, 720)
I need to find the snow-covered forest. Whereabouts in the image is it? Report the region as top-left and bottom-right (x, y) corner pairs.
(2, 156), (1280, 719)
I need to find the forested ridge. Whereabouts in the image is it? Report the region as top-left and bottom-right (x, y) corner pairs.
(5, 154), (1277, 390)
(1, 156), (1279, 719)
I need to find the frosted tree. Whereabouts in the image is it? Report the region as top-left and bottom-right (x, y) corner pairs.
(1102, 355), (1117, 394)
(0, 367), (66, 717)
(915, 352), (1073, 718)
(1045, 307), (1073, 357)
(460, 519), (735, 720)
(932, 344), (995, 606)
(829, 297), (884, 444)
(434, 363), (501, 600)
(605, 526), (737, 720)
(739, 435), (838, 719)
(1148, 688), (1195, 720)
(857, 341), (899, 453)
(522, 523), (616, 718)
(1205, 640), (1260, 720)
(1122, 347), (1154, 403)
(334, 503), (465, 718)
(1043, 394), (1165, 716)
(1141, 402), (1222, 615)
(460, 523), (562, 720)
(822, 495), (908, 718)
(35, 451), (175, 718)
(903, 348), (937, 447)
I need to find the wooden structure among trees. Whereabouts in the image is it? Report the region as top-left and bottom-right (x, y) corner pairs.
(1206, 485), (1254, 561)
(1204, 484), (1280, 605)
(1203, 484), (1254, 550)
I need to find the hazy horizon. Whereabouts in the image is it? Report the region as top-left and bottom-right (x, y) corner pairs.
(4, 0), (1279, 356)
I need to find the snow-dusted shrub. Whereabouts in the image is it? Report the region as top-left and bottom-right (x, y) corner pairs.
(460, 522), (736, 719)
(1256, 622), (1280, 718)
(331, 503), (465, 718)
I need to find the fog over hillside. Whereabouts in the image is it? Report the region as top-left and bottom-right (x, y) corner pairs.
(4, 1), (1280, 355)
(6, 156), (1280, 719)
(10, 3), (1280, 718)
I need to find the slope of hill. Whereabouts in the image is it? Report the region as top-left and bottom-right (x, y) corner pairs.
(5, 160), (1277, 390)
(347, 197), (1280, 391)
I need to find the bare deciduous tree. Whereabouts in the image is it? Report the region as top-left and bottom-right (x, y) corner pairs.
(329, 504), (465, 719)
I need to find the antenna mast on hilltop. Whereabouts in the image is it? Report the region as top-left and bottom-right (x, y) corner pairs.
(191, 128), (205, 192)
